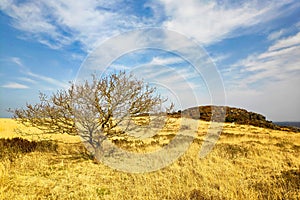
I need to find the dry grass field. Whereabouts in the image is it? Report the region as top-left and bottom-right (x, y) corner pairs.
(0, 118), (299, 199)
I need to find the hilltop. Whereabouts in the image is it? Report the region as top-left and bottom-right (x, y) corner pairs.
(179, 105), (300, 132)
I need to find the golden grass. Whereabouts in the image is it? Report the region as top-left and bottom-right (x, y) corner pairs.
(0, 118), (80, 143)
(0, 118), (299, 199)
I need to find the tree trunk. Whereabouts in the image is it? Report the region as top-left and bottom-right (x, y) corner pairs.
(94, 134), (107, 161)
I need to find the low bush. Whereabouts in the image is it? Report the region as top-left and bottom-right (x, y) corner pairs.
(0, 137), (57, 161)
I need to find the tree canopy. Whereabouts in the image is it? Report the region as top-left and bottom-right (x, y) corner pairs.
(11, 71), (173, 155)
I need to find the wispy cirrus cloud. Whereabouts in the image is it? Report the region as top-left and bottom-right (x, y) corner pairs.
(0, 0), (163, 51)
(2, 0), (299, 51)
(17, 77), (37, 84)
(7, 56), (69, 89)
(267, 28), (290, 41)
(224, 30), (300, 120)
(209, 53), (231, 65)
(10, 57), (23, 67)
(159, 0), (299, 44)
(26, 71), (68, 89)
(232, 31), (300, 84)
(268, 32), (300, 51)
(148, 56), (184, 66)
(2, 82), (29, 89)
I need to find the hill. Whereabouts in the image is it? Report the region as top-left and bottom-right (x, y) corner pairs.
(0, 117), (300, 199)
(180, 105), (300, 131)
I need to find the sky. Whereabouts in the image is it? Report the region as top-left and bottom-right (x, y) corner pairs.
(0, 0), (300, 121)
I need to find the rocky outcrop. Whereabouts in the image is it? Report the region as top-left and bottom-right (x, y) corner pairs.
(179, 105), (281, 130)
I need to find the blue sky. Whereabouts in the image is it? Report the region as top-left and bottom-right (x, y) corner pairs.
(0, 0), (300, 121)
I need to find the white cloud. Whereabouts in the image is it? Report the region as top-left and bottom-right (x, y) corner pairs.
(226, 76), (300, 121)
(268, 32), (300, 51)
(10, 57), (23, 67)
(159, 0), (298, 44)
(128, 57), (211, 110)
(0, 0), (162, 51)
(1, 0), (71, 49)
(226, 31), (300, 120)
(129, 55), (201, 84)
(2, 0), (297, 55)
(26, 71), (68, 89)
(148, 56), (183, 65)
(8, 56), (69, 89)
(2, 0), (298, 50)
(18, 77), (37, 84)
(2, 82), (29, 89)
(210, 53), (231, 64)
(234, 31), (300, 81)
(110, 64), (130, 71)
(268, 29), (288, 41)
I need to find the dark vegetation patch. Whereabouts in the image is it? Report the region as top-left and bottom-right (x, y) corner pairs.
(275, 140), (294, 148)
(153, 133), (176, 140)
(111, 138), (150, 151)
(175, 188), (226, 200)
(193, 138), (204, 145)
(251, 169), (300, 199)
(280, 169), (300, 189)
(292, 144), (300, 151)
(241, 140), (264, 145)
(220, 131), (246, 137)
(274, 141), (300, 155)
(0, 137), (57, 161)
(217, 143), (250, 159)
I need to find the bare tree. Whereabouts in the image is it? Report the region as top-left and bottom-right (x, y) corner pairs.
(11, 71), (173, 156)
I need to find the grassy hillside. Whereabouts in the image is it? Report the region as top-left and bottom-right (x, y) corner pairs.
(0, 118), (299, 199)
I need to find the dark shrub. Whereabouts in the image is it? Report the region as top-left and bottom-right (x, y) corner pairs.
(0, 137), (57, 161)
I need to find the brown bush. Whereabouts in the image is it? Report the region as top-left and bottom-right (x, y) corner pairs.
(0, 137), (57, 161)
